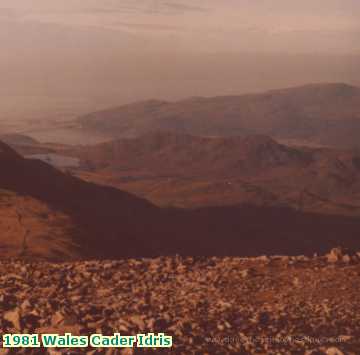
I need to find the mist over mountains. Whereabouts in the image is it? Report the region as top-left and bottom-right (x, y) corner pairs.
(1, 13), (359, 116)
(1, 1), (359, 129)
(78, 83), (360, 148)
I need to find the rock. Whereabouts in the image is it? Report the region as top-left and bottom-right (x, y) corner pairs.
(0, 293), (18, 311)
(293, 277), (300, 287)
(48, 350), (62, 355)
(36, 324), (81, 335)
(153, 318), (171, 330)
(217, 300), (232, 310)
(51, 311), (65, 325)
(3, 308), (21, 330)
(326, 248), (343, 263)
(20, 299), (31, 312)
(0, 254), (359, 354)
(129, 315), (145, 330)
(63, 313), (78, 325)
(21, 312), (41, 330)
(325, 347), (344, 355)
(342, 254), (351, 263)
(352, 255), (359, 263)
(217, 323), (225, 331)
(240, 269), (249, 277)
(258, 312), (270, 325)
(295, 255), (309, 262)
(120, 349), (134, 355)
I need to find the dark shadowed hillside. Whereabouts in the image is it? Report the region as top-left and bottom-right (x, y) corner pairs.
(2, 140), (360, 260)
(0, 141), (159, 259)
(78, 83), (360, 148)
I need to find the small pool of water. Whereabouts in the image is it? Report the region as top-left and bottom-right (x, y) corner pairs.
(26, 154), (80, 168)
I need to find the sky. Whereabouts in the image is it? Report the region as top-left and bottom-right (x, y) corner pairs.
(0, 1), (359, 120)
(1, 0), (360, 53)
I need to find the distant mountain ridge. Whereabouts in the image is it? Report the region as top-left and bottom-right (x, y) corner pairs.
(78, 83), (360, 148)
(70, 132), (360, 215)
(74, 132), (311, 176)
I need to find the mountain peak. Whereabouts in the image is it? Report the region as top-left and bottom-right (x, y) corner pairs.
(78, 82), (360, 148)
(273, 82), (359, 97)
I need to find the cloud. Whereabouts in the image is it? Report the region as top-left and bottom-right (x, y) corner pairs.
(1, 1), (358, 54)
(26, 1), (210, 18)
(161, 2), (209, 13)
(115, 22), (184, 32)
(113, 1), (210, 16)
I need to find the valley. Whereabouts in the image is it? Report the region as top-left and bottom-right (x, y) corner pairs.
(1, 128), (360, 261)
(38, 131), (360, 216)
(1, 83), (360, 263)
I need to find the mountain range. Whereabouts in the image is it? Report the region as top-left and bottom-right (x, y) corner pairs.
(2, 83), (360, 260)
(78, 83), (360, 148)
(2, 139), (360, 260)
(66, 132), (360, 214)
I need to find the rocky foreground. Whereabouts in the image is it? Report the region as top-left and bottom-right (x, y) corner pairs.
(1, 248), (360, 354)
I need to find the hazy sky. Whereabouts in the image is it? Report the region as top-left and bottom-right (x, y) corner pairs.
(1, 1), (359, 120)
(1, 0), (360, 53)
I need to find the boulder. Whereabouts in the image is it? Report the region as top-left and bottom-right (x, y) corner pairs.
(3, 308), (21, 330)
(326, 248), (344, 263)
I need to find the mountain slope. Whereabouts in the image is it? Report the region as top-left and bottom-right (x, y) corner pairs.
(70, 132), (360, 213)
(0, 189), (80, 260)
(78, 83), (360, 148)
(2, 140), (360, 259)
(0, 141), (160, 258)
(74, 132), (311, 177)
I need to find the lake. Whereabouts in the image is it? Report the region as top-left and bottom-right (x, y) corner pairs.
(26, 154), (80, 168)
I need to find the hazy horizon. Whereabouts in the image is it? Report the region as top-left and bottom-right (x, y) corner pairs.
(2, 1), (360, 53)
(1, 1), (360, 124)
